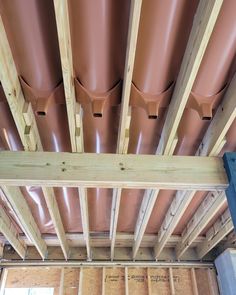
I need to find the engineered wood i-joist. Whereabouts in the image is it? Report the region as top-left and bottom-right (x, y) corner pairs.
(53, 0), (90, 260)
(133, 0), (224, 259)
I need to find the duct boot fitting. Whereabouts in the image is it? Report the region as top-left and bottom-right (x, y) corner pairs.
(20, 77), (65, 116)
(187, 84), (228, 120)
(74, 79), (122, 117)
(129, 82), (174, 119)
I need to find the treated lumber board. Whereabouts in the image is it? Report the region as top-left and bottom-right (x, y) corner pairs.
(110, 188), (122, 260)
(112, 0), (143, 259)
(176, 192), (226, 259)
(78, 187), (91, 260)
(1, 186), (47, 259)
(42, 187), (70, 260)
(0, 207), (26, 259)
(117, 0), (142, 154)
(157, 0), (223, 155)
(0, 152), (227, 190)
(197, 209), (234, 259)
(154, 71), (236, 258)
(54, 0), (90, 259)
(197, 73), (236, 156)
(53, 0), (83, 153)
(0, 14), (69, 259)
(133, 189), (159, 258)
(134, 0), (224, 259)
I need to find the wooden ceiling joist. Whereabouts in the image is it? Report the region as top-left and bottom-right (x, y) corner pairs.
(54, 0), (91, 260)
(131, 0), (224, 259)
(197, 209), (234, 259)
(176, 191), (226, 259)
(111, 0), (143, 259)
(1, 186), (47, 259)
(154, 69), (236, 259)
(0, 206), (26, 259)
(0, 16), (69, 259)
(0, 151), (228, 190)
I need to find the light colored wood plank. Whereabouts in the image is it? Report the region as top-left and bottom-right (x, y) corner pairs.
(176, 192), (226, 259)
(0, 269), (8, 295)
(0, 17), (34, 150)
(156, 0), (223, 155)
(133, 189), (159, 258)
(125, 267), (129, 295)
(110, 188), (122, 260)
(154, 69), (236, 258)
(42, 187), (70, 260)
(197, 210), (233, 259)
(54, 0), (90, 260)
(0, 14), (69, 259)
(0, 206), (26, 258)
(53, 0), (83, 153)
(1, 186), (47, 259)
(59, 268), (65, 295)
(117, 0), (143, 154)
(197, 73), (236, 156)
(113, 0), (142, 260)
(169, 268), (175, 295)
(0, 152), (228, 190)
(79, 187), (91, 260)
(191, 268), (199, 295)
(154, 191), (196, 258)
(138, 0), (224, 259)
(0, 232), (205, 249)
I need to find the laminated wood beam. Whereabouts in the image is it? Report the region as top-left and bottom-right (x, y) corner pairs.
(134, 0), (224, 259)
(54, 0), (91, 260)
(0, 206), (26, 259)
(197, 209), (234, 259)
(1, 186), (47, 259)
(112, 0), (142, 259)
(0, 151), (228, 190)
(0, 12), (71, 260)
(154, 71), (236, 258)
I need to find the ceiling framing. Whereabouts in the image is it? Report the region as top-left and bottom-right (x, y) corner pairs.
(0, 0), (235, 264)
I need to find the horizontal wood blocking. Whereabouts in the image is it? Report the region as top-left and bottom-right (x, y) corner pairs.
(0, 152), (228, 190)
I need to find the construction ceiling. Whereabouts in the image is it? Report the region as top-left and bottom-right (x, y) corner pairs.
(0, 0), (235, 263)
